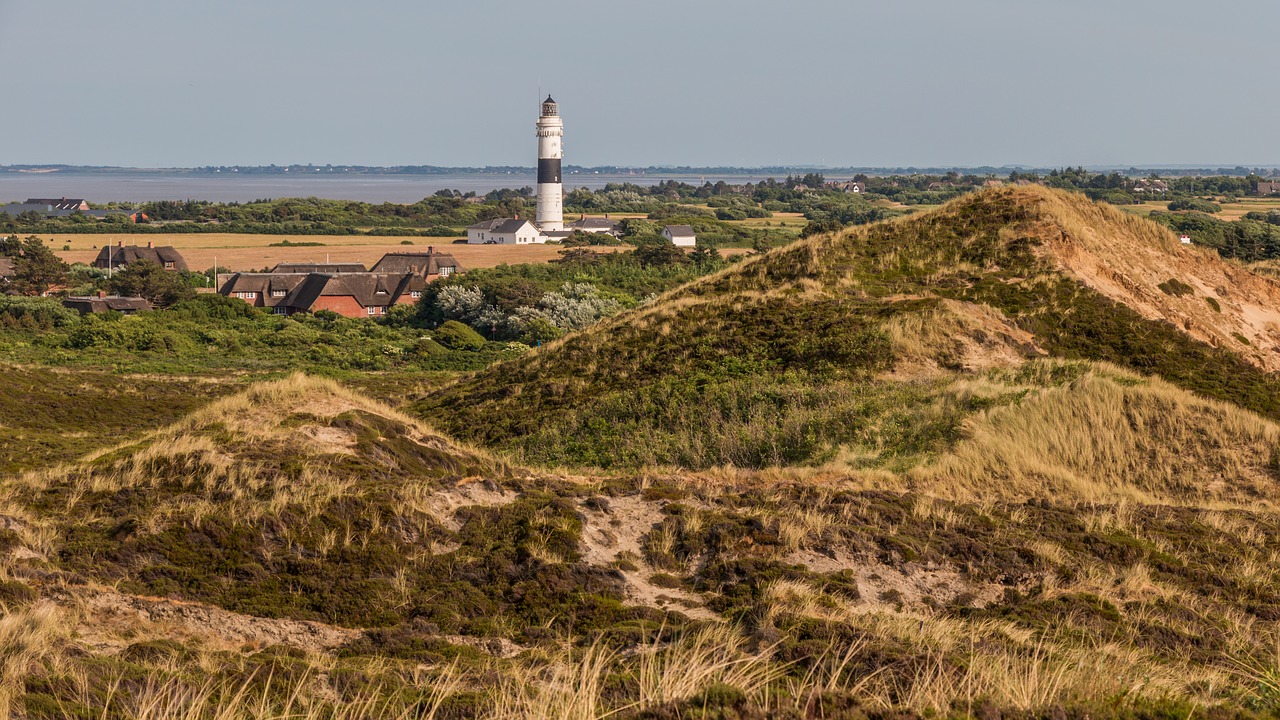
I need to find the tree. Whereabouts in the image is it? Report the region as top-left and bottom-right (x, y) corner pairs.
(632, 239), (689, 268)
(107, 260), (195, 308)
(0, 234), (69, 296)
(689, 244), (722, 269)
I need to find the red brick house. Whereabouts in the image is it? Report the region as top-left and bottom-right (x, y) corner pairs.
(218, 271), (425, 317)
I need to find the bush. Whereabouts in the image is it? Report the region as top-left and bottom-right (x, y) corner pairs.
(0, 296), (79, 329)
(434, 320), (485, 351)
(412, 337), (448, 356)
(1168, 198), (1221, 214)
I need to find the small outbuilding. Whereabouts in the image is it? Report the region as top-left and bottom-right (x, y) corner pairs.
(662, 225), (697, 248)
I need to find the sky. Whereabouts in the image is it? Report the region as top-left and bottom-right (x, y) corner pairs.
(1, 0), (1276, 168)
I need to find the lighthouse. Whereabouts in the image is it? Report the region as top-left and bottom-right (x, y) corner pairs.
(535, 95), (564, 232)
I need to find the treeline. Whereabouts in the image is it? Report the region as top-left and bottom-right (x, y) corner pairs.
(0, 293), (524, 373)
(1152, 210), (1280, 262)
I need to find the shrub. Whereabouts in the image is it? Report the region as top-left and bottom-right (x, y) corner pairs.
(1168, 198), (1221, 214)
(412, 337), (448, 356)
(0, 296), (79, 329)
(434, 320), (485, 351)
(1157, 278), (1195, 297)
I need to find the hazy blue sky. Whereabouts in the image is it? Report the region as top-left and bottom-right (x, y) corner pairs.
(2, 0), (1275, 168)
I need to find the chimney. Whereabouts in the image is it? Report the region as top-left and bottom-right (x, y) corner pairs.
(147, 241), (153, 248)
(117, 240), (123, 247)
(97, 290), (106, 298)
(427, 246), (433, 255)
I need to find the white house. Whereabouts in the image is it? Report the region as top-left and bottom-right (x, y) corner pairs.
(566, 215), (622, 237)
(663, 225), (697, 248)
(466, 217), (545, 245)
(466, 218), (504, 244)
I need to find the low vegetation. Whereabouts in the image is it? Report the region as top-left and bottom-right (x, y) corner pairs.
(419, 186), (1280, 470)
(8, 186), (1280, 718)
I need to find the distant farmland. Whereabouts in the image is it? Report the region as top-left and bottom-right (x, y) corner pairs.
(40, 233), (625, 271)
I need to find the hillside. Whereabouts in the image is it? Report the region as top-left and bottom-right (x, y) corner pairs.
(418, 186), (1280, 471)
(7, 374), (1280, 717)
(10, 189), (1280, 717)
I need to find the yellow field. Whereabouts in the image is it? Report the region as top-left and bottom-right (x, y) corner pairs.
(725, 211), (808, 230)
(38, 231), (751, 272)
(39, 233), (625, 272)
(1122, 197), (1280, 221)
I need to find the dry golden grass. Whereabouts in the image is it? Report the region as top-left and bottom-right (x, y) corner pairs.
(8, 374), (504, 552)
(909, 364), (1280, 505)
(0, 603), (68, 717)
(883, 299), (1042, 376)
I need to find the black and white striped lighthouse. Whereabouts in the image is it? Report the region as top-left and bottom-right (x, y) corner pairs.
(535, 95), (564, 232)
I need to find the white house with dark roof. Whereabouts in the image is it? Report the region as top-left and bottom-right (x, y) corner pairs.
(566, 215), (622, 237)
(662, 225), (697, 247)
(466, 217), (544, 244)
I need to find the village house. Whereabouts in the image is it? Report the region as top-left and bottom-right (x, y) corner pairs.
(828, 181), (865, 193)
(0, 198), (145, 222)
(0, 257), (14, 284)
(219, 273), (311, 313)
(371, 248), (465, 280)
(62, 292), (152, 315)
(272, 262), (367, 273)
(465, 217), (543, 244)
(663, 225), (697, 248)
(94, 242), (189, 272)
(218, 271), (425, 318)
(565, 215), (622, 237)
(1256, 181), (1280, 195)
(218, 249), (463, 318)
(1133, 178), (1169, 194)
(30, 197), (89, 211)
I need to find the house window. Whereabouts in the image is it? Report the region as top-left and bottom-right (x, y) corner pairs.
(439, 266), (453, 277)
(367, 306), (377, 315)
(410, 291), (422, 298)
(273, 306), (287, 315)
(236, 291), (257, 299)
(271, 289), (286, 297)
(163, 262), (175, 270)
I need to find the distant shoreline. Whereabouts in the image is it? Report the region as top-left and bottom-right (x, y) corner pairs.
(5, 164), (1279, 177)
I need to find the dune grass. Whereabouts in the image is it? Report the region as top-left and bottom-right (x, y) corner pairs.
(418, 186), (1280, 472)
